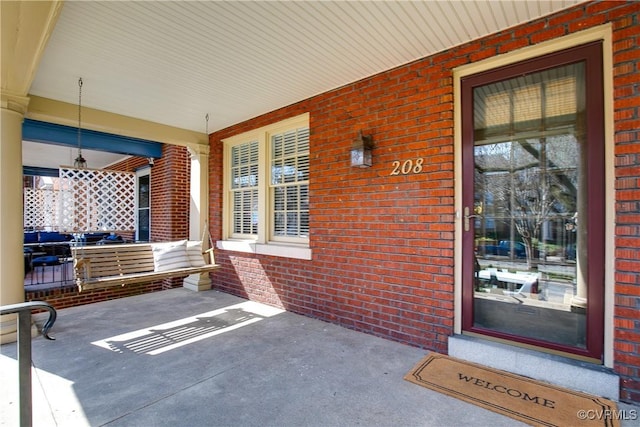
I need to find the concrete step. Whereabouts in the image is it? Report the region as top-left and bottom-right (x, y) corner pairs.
(449, 334), (619, 401)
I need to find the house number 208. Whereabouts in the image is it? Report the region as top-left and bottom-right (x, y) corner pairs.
(390, 158), (424, 175)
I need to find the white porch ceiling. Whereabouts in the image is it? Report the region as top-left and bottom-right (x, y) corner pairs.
(25, 0), (585, 168)
(22, 140), (130, 170)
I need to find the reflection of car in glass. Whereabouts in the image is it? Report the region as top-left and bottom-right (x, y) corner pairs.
(481, 240), (527, 258)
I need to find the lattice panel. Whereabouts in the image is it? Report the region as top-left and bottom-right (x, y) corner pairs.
(58, 167), (136, 232)
(24, 188), (60, 230)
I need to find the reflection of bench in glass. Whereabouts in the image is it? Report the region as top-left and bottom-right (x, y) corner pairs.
(476, 269), (539, 295)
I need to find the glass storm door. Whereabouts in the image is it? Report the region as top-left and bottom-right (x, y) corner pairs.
(461, 42), (604, 361)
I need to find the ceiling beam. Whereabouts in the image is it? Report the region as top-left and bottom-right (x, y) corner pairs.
(23, 166), (61, 178)
(23, 119), (163, 158)
(26, 96), (207, 148)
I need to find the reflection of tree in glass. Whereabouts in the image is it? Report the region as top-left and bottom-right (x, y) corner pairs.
(476, 136), (578, 268)
(508, 168), (556, 268)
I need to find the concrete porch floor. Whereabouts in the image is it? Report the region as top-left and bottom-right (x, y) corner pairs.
(1, 288), (637, 426)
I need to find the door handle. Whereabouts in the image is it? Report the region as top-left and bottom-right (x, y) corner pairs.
(464, 207), (480, 232)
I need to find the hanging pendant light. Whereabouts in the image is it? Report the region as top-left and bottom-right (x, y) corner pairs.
(74, 77), (87, 169)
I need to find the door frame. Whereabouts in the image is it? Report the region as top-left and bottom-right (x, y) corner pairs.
(452, 25), (615, 367)
(135, 166), (151, 242)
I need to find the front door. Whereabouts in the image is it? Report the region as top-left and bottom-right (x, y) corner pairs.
(461, 42), (604, 361)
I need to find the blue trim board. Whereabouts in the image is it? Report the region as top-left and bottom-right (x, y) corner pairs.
(23, 166), (59, 177)
(23, 119), (163, 158)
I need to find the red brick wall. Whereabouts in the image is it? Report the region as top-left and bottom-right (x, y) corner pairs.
(149, 145), (190, 242)
(611, 2), (640, 404)
(209, 1), (640, 403)
(109, 156), (148, 174)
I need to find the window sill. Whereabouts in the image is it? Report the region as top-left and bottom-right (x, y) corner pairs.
(216, 240), (312, 260)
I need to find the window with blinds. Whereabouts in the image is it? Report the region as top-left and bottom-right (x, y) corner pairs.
(223, 113), (310, 250)
(231, 140), (259, 236)
(271, 128), (310, 240)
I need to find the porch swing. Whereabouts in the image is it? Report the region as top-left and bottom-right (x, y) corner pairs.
(70, 230), (220, 292)
(63, 79), (219, 292)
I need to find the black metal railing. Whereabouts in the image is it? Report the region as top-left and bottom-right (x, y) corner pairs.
(0, 301), (57, 427)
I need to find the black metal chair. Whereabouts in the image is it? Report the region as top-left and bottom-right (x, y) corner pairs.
(30, 255), (61, 284)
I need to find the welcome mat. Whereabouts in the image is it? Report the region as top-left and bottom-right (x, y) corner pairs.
(404, 353), (619, 427)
